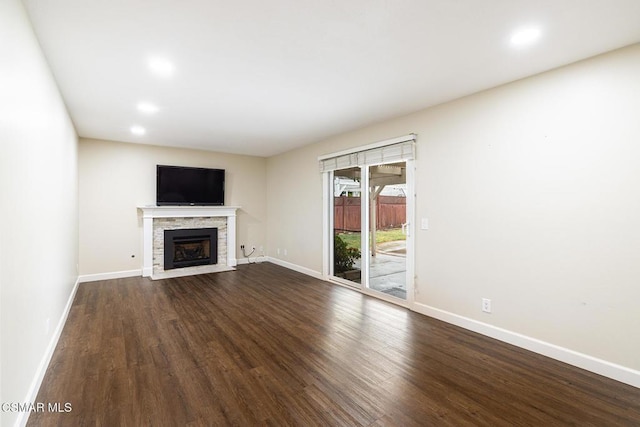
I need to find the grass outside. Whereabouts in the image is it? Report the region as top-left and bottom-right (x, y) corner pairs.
(337, 228), (405, 250)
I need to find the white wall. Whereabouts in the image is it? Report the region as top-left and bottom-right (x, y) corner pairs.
(266, 44), (640, 375)
(79, 138), (267, 276)
(0, 1), (79, 426)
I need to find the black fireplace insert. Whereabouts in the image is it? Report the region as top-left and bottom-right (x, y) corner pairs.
(164, 228), (218, 270)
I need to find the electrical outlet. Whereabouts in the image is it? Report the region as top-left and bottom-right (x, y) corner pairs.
(482, 298), (492, 313)
(284, 249), (288, 256)
(251, 246), (255, 251)
(241, 244), (245, 250)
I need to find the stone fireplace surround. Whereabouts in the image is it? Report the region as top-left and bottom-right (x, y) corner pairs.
(138, 206), (239, 280)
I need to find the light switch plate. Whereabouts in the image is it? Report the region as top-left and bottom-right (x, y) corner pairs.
(421, 218), (429, 230)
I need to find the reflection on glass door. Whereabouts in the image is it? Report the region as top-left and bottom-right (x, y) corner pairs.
(331, 163), (408, 300)
(366, 162), (407, 300)
(332, 167), (362, 287)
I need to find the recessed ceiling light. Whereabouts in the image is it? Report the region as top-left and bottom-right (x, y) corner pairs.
(137, 102), (159, 114)
(148, 57), (174, 77)
(510, 27), (542, 47)
(131, 125), (146, 136)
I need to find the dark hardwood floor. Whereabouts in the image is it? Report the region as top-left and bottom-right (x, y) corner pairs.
(29, 263), (640, 426)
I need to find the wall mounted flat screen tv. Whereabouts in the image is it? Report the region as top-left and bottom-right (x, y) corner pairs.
(156, 165), (225, 206)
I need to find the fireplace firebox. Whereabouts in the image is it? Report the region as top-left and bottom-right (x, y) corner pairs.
(164, 228), (218, 270)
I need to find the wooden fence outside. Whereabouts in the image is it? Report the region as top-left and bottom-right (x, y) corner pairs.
(334, 196), (406, 232)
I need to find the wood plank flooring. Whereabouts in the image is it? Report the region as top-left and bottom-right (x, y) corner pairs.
(29, 263), (640, 426)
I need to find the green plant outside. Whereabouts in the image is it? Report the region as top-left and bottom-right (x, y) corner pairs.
(334, 234), (362, 273)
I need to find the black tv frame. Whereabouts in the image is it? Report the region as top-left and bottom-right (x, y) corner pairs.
(156, 165), (225, 206)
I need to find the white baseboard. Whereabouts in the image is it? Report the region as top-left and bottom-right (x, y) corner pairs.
(237, 256), (267, 265)
(412, 301), (640, 389)
(17, 276), (81, 427)
(265, 256), (323, 280)
(78, 269), (141, 283)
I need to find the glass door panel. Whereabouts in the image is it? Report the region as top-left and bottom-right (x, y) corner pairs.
(366, 162), (407, 300)
(332, 167), (362, 287)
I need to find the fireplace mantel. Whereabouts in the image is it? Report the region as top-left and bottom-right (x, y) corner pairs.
(138, 205), (239, 279)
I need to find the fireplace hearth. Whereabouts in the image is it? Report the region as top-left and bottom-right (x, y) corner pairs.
(164, 228), (218, 270)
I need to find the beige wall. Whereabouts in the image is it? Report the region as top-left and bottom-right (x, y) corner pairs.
(79, 139), (266, 276)
(0, 1), (79, 425)
(266, 44), (640, 371)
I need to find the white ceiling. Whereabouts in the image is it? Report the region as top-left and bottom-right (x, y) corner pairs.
(23, 0), (640, 157)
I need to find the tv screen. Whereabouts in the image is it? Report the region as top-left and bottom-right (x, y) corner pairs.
(156, 165), (225, 206)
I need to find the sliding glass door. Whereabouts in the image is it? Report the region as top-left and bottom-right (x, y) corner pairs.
(323, 135), (415, 305)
